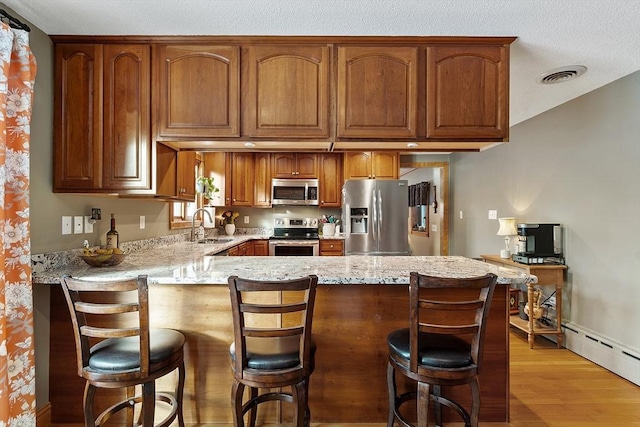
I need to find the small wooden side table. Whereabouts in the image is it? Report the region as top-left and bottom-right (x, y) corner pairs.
(481, 254), (567, 349)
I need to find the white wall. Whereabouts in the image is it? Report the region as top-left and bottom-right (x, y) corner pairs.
(450, 71), (640, 361)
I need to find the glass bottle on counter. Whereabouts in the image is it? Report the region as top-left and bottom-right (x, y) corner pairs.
(106, 214), (119, 249)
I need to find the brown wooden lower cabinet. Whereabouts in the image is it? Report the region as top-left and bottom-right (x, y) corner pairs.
(49, 283), (508, 423)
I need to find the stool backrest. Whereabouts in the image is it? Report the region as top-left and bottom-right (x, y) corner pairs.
(228, 275), (318, 376)
(59, 275), (150, 379)
(409, 272), (497, 374)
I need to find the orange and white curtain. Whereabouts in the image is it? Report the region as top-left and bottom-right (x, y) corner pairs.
(0, 23), (37, 424)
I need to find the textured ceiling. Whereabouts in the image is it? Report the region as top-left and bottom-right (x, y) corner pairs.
(3, 0), (639, 127)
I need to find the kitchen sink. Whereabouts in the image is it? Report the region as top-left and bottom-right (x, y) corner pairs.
(197, 238), (234, 244)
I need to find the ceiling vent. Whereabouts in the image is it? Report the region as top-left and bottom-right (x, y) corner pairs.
(538, 65), (587, 84)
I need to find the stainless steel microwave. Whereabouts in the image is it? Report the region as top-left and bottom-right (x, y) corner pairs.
(271, 178), (319, 206)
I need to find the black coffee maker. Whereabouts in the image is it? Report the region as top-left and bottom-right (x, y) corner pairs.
(513, 223), (564, 264)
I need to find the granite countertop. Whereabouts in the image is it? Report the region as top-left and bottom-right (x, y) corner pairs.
(32, 238), (534, 286)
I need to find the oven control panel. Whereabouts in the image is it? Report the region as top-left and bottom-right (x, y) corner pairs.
(274, 218), (319, 228)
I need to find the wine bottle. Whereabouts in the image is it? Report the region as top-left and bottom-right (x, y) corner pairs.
(106, 214), (119, 249)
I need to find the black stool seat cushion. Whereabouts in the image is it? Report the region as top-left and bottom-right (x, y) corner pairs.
(230, 336), (316, 370)
(388, 328), (472, 369)
(88, 328), (185, 372)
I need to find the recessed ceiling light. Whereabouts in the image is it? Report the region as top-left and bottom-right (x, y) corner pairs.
(244, 142), (256, 148)
(538, 65), (587, 84)
(406, 142), (418, 148)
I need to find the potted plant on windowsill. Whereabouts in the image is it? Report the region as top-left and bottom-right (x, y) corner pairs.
(196, 176), (220, 205)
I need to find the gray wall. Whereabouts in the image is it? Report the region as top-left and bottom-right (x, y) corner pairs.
(450, 71), (640, 353)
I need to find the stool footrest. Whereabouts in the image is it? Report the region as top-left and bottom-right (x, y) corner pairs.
(94, 391), (179, 427)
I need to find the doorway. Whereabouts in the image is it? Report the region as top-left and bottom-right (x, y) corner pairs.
(400, 161), (449, 256)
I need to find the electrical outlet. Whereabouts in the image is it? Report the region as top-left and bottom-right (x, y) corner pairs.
(73, 216), (84, 234)
(62, 216), (72, 235)
(140, 215), (145, 229)
(244, 215), (250, 224)
(431, 224), (438, 232)
(459, 210), (464, 219)
(84, 216), (93, 233)
(488, 210), (498, 220)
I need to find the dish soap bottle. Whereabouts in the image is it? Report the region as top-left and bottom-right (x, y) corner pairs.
(106, 213), (119, 249)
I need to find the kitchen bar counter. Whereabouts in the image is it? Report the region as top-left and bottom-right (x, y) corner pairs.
(39, 239), (533, 424)
(34, 240), (531, 286)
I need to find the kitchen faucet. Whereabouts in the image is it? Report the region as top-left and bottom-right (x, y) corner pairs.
(191, 208), (213, 242)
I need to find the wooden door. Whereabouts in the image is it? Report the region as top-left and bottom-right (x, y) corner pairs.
(337, 46), (418, 138)
(53, 44), (102, 191)
(230, 153), (254, 206)
(371, 152), (399, 179)
(253, 240), (269, 256)
(271, 153), (296, 178)
(253, 152), (272, 207)
(426, 44), (508, 139)
(319, 153), (342, 207)
(343, 152), (373, 179)
(176, 151), (196, 201)
(155, 45), (240, 138)
(246, 45), (330, 138)
(294, 153), (318, 178)
(201, 152), (229, 206)
(102, 44), (151, 190)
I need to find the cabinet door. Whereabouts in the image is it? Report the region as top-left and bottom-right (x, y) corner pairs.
(230, 153), (254, 206)
(271, 153), (296, 178)
(371, 152), (399, 179)
(426, 45), (508, 139)
(294, 153), (318, 178)
(53, 44), (102, 191)
(177, 151), (197, 201)
(202, 152), (230, 206)
(319, 153), (342, 207)
(343, 152), (373, 180)
(253, 240), (269, 256)
(253, 153), (272, 207)
(337, 46), (418, 138)
(102, 44), (151, 190)
(155, 45), (240, 138)
(246, 45), (330, 138)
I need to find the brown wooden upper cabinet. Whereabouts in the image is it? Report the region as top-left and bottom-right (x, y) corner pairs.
(426, 44), (509, 139)
(253, 153), (272, 207)
(318, 153), (342, 207)
(337, 46), (419, 139)
(229, 152), (255, 206)
(343, 152), (399, 180)
(271, 153), (318, 178)
(155, 144), (197, 201)
(154, 45), (240, 139)
(54, 43), (152, 192)
(245, 45), (331, 138)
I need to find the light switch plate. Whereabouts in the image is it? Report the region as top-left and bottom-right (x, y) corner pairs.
(84, 216), (93, 233)
(62, 216), (72, 235)
(140, 215), (145, 229)
(488, 210), (498, 220)
(73, 216), (84, 234)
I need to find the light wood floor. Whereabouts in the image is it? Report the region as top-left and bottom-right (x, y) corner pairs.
(50, 330), (640, 427)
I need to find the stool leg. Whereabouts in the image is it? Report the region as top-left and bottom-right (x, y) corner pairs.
(292, 379), (308, 427)
(470, 377), (480, 427)
(125, 385), (136, 426)
(433, 384), (442, 427)
(176, 360), (186, 427)
(386, 362), (397, 427)
(83, 382), (97, 427)
(141, 381), (156, 427)
(231, 380), (245, 427)
(247, 387), (258, 427)
(417, 381), (431, 427)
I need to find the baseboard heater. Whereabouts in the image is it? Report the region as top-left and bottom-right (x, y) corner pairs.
(562, 322), (640, 386)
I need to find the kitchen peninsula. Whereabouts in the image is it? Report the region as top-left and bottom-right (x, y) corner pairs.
(34, 238), (533, 424)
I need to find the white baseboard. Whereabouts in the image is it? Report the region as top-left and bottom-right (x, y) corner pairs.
(563, 322), (640, 386)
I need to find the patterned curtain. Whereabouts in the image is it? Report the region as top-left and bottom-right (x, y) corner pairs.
(0, 23), (37, 424)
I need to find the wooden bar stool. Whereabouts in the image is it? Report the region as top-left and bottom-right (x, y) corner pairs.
(60, 274), (186, 427)
(387, 272), (497, 427)
(228, 274), (318, 427)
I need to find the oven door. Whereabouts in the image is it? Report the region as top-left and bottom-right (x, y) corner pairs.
(268, 239), (319, 256)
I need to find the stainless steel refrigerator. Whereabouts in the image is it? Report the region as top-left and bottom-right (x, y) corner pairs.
(343, 179), (410, 255)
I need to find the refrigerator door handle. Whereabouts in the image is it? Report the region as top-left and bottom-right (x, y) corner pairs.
(377, 189), (382, 239)
(372, 190), (377, 241)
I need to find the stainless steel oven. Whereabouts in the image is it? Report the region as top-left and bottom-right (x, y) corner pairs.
(269, 218), (319, 256)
